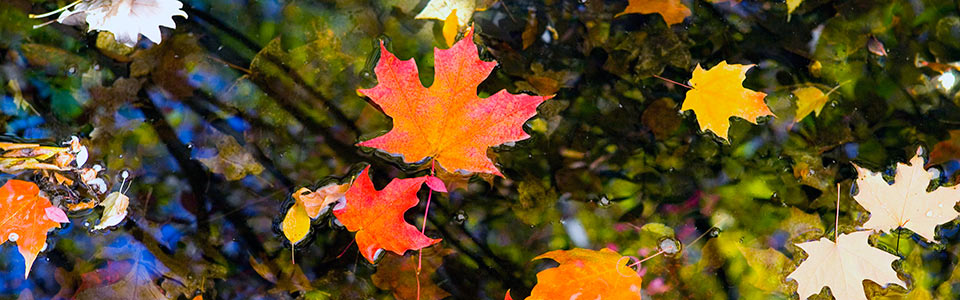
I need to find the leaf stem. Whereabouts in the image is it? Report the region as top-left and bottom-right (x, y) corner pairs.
(835, 183), (840, 243)
(416, 159), (437, 300)
(652, 74), (694, 90)
(28, 0), (81, 19)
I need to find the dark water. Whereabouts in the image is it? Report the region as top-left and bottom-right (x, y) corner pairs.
(2, 0), (960, 299)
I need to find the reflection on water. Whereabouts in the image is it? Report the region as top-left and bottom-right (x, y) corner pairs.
(1, 0), (960, 299)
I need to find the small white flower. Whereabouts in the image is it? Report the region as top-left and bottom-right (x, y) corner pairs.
(33, 0), (187, 47)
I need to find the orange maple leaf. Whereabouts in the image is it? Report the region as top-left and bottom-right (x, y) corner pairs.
(680, 61), (773, 141)
(616, 0), (692, 26)
(0, 179), (69, 277)
(514, 248), (643, 300)
(357, 26), (550, 176)
(332, 166), (441, 263)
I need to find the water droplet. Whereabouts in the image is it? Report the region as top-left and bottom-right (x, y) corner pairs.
(8, 233), (18, 242)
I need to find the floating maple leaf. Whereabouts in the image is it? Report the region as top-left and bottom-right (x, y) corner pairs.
(44, 0), (188, 47)
(357, 27), (550, 176)
(680, 61), (773, 141)
(332, 166), (441, 263)
(616, 0), (692, 26)
(0, 179), (69, 278)
(852, 148), (960, 242)
(786, 231), (905, 300)
(514, 248), (642, 300)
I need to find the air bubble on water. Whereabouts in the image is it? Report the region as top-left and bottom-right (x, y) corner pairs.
(186, 143), (194, 149)
(454, 210), (467, 224)
(709, 228), (721, 237)
(658, 238), (680, 255)
(8, 233), (18, 242)
(83, 221), (90, 227)
(598, 197), (611, 207)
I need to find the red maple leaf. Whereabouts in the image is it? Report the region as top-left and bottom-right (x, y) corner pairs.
(0, 179), (70, 277)
(333, 166), (441, 263)
(357, 26), (550, 176)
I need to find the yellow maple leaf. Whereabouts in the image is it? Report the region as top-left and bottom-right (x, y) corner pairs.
(680, 61), (773, 141)
(852, 147), (960, 242)
(786, 231), (905, 300)
(615, 0), (692, 26)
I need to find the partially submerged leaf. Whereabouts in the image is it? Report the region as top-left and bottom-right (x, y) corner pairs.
(792, 87), (828, 122)
(681, 61), (773, 141)
(371, 247), (454, 300)
(522, 248), (642, 299)
(616, 0), (691, 26)
(786, 231), (905, 300)
(197, 134), (264, 181)
(852, 148), (960, 242)
(0, 179), (69, 277)
(357, 27), (550, 175)
(737, 246), (792, 294)
(929, 130), (960, 167)
(75, 251), (170, 300)
(332, 166), (440, 263)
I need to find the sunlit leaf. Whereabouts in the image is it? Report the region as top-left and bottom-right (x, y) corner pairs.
(357, 27), (550, 175)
